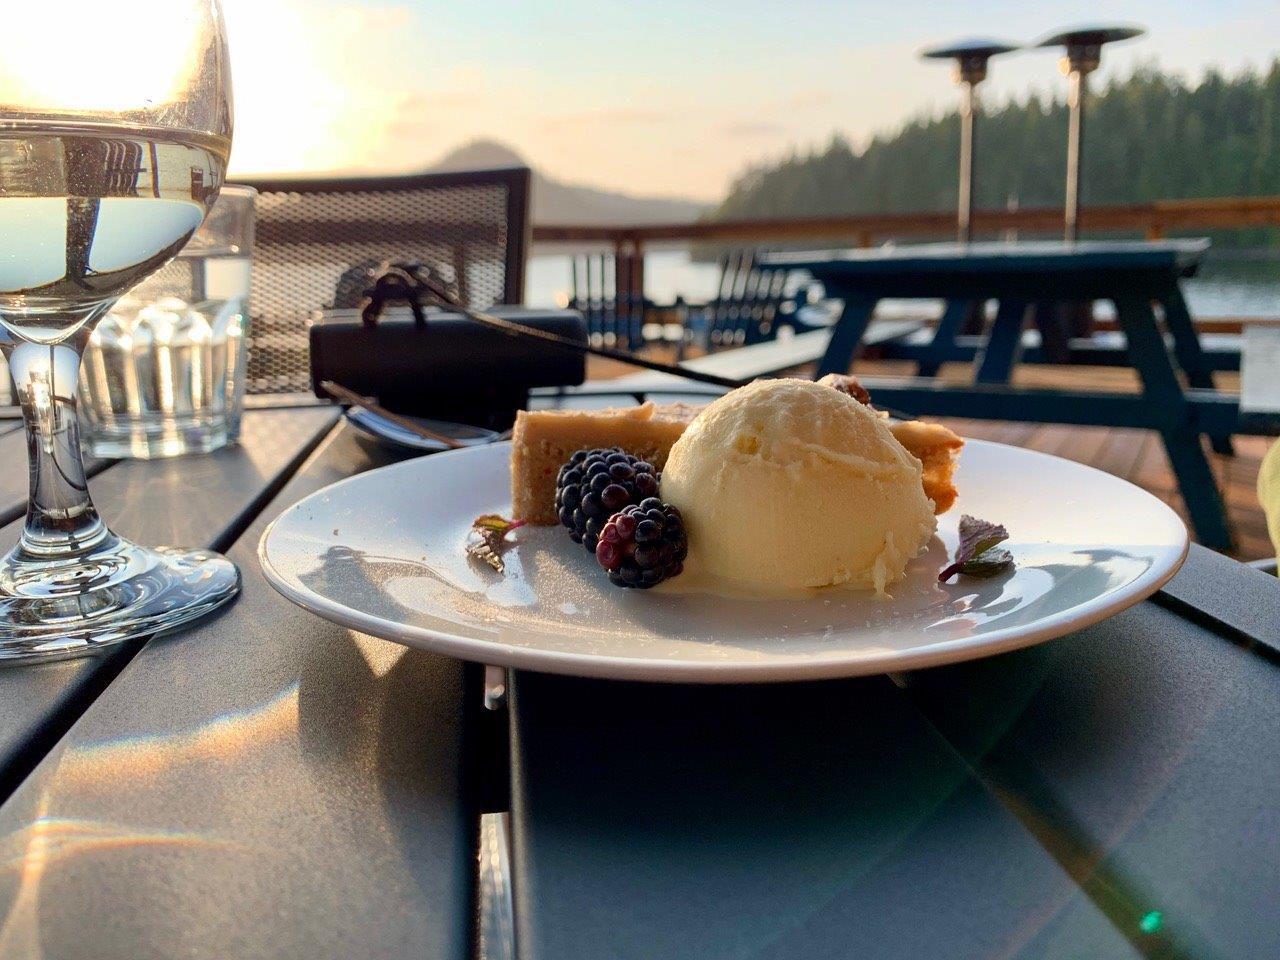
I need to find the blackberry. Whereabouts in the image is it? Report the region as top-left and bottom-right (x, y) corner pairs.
(555, 448), (659, 553)
(595, 498), (688, 589)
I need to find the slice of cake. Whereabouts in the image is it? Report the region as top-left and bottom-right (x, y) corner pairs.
(511, 383), (964, 522)
(884, 418), (964, 514)
(512, 402), (701, 524)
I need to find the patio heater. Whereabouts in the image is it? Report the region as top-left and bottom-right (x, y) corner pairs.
(921, 38), (1019, 244)
(1037, 25), (1145, 241)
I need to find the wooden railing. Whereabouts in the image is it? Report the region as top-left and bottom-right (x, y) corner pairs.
(532, 196), (1280, 315)
(531, 195), (1280, 249)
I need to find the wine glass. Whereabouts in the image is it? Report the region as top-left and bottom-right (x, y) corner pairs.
(0, 0), (238, 662)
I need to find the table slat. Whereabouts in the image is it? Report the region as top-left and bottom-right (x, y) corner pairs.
(0, 423), (479, 960)
(508, 671), (1141, 960)
(774, 240), (1208, 276)
(1156, 544), (1280, 658)
(0, 407), (338, 795)
(903, 565), (1280, 958)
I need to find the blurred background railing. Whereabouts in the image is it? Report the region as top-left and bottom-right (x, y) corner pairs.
(528, 195), (1280, 323)
(533, 196), (1280, 248)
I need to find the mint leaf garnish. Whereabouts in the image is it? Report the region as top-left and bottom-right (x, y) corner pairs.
(956, 546), (1013, 578)
(467, 514), (526, 573)
(939, 515), (1012, 582)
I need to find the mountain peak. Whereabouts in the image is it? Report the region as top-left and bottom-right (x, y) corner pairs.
(427, 139), (707, 225)
(430, 139), (528, 172)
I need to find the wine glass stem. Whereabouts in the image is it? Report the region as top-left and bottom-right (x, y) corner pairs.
(3, 335), (108, 560)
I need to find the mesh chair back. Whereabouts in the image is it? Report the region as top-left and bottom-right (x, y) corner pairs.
(0, 168), (530, 405)
(239, 167), (531, 394)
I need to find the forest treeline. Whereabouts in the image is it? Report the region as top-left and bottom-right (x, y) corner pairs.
(711, 63), (1280, 243)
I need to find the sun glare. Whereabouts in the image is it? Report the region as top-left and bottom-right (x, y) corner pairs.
(0, 0), (203, 114)
(221, 0), (418, 175)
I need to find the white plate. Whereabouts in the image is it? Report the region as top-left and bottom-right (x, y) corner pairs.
(259, 440), (1188, 683)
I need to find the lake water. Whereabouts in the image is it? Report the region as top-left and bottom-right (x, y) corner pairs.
(527, 247), (1280, 319)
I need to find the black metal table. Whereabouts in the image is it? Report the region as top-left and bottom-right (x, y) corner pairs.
(765, 241), (1275, 552)
(0, 404), (1278, 959)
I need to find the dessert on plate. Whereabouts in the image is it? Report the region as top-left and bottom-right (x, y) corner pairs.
(817, 374), (964, 513)
(504, 375), (971, 597)
(883, 418), (964, 514)
(511, 377), (963, 522)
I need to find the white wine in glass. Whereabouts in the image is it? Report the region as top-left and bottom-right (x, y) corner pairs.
(0, 123), (228, 336)
(0, 1), (239, 662)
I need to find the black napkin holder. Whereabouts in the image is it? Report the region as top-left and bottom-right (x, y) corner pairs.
(310, 306), (588, 430)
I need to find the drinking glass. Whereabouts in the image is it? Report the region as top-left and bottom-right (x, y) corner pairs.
(0, 0), (239, 662)
(79, 184), (254, 458)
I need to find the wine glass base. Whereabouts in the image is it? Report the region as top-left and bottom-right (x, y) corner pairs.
(0, 535), (240, 665)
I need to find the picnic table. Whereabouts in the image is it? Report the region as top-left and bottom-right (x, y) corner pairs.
(0, 400), (1279, 959)
(765, 241), (1280, 552)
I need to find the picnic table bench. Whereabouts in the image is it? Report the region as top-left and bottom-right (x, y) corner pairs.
(0, 400), (1278, 958)
(883, 325), (1245, 374)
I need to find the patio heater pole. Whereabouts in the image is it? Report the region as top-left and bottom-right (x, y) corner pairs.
(957, 80), (976, 242)
(921, 39), (1018, 244)
(1064, 67), (1086, 241)
(1037, 25), (1145, 241)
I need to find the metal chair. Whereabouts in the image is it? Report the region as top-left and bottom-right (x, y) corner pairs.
(682, 250), (816, 353)
(0, 168), (532, 406)
(240, 167), (532, 395)
(568, 251), (648, 350)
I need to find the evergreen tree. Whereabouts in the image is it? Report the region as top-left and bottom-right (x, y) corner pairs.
(711, 62), (1280, 243)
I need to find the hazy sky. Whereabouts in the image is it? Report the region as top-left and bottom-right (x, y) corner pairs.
(222, 0), (1280, 201)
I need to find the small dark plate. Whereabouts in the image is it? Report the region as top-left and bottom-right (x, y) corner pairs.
(344, 408), (501, 453)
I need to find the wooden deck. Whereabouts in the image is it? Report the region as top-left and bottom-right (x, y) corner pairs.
(588, 355), (1276, 562)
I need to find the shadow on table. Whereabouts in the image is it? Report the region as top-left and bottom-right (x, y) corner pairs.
(509, 665), (1138, 959)
(291, 599), (478, 921)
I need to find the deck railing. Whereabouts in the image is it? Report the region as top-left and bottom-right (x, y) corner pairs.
(532, 195), (1280, 248)
(532, 196), (1280, 309)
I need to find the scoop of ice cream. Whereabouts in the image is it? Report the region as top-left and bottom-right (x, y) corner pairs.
(660, 378), (936, 594)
